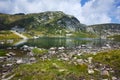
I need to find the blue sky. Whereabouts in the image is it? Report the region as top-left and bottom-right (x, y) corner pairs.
(81, 0), (90, 6)
(0, 0), (120, 25)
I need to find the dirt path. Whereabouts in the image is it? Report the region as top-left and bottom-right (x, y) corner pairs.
(11, 30), (28, 39)
(11, 30), (28, 46)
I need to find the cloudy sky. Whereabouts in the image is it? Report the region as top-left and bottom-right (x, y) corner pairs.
(0, 0), (120, 25)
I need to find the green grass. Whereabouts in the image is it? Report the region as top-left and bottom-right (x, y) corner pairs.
(72, 32), (97, 38)
(23, 30), (61, 38)
(0, 30), (22, 45)
(93, 49), (120, 77)
(32, 48), (48, 56)
(24, 30), (97, 38)
(108, 35), (120, 41)
(0, 30), (21, 39)
(7, 49), (120, 80)
(11, 59), (89, 80)
(73, 53), (94, 59)
(0, 49), (6, 56)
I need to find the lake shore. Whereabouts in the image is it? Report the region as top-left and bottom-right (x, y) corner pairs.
(0, 45), (120, 80)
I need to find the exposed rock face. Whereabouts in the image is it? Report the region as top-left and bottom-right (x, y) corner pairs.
(27, 11), (82, 32)
(57, 16), (80, 31)
(86, 23), (120, 35)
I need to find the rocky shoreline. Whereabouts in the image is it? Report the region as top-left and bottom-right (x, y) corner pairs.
(0, 44), (120, 80)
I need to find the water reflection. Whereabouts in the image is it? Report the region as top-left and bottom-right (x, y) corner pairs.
(0, 39), (22, 49)
(17, 37), (120, 49)
(0, 37), (120, 49)
(14, 39), (27, 46)
(18, 37), (93, 48)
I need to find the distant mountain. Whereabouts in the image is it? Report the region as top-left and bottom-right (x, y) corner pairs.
(86, 23), (120, 36)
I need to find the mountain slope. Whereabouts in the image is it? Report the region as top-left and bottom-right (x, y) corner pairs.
(1, 12), (119, 38)
(0, 11), (82, 31)
(86, 23), (120, 37)
(0, 11), (88, 37)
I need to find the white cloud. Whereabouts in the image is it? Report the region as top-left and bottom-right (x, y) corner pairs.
(80, 0), (114, 24)
(116, 6), (120, 21)
(0, 0), (119, 25)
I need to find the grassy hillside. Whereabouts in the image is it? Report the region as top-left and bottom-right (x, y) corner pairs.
(72, 32), (97, 38)
(0, 31), (21, 39)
